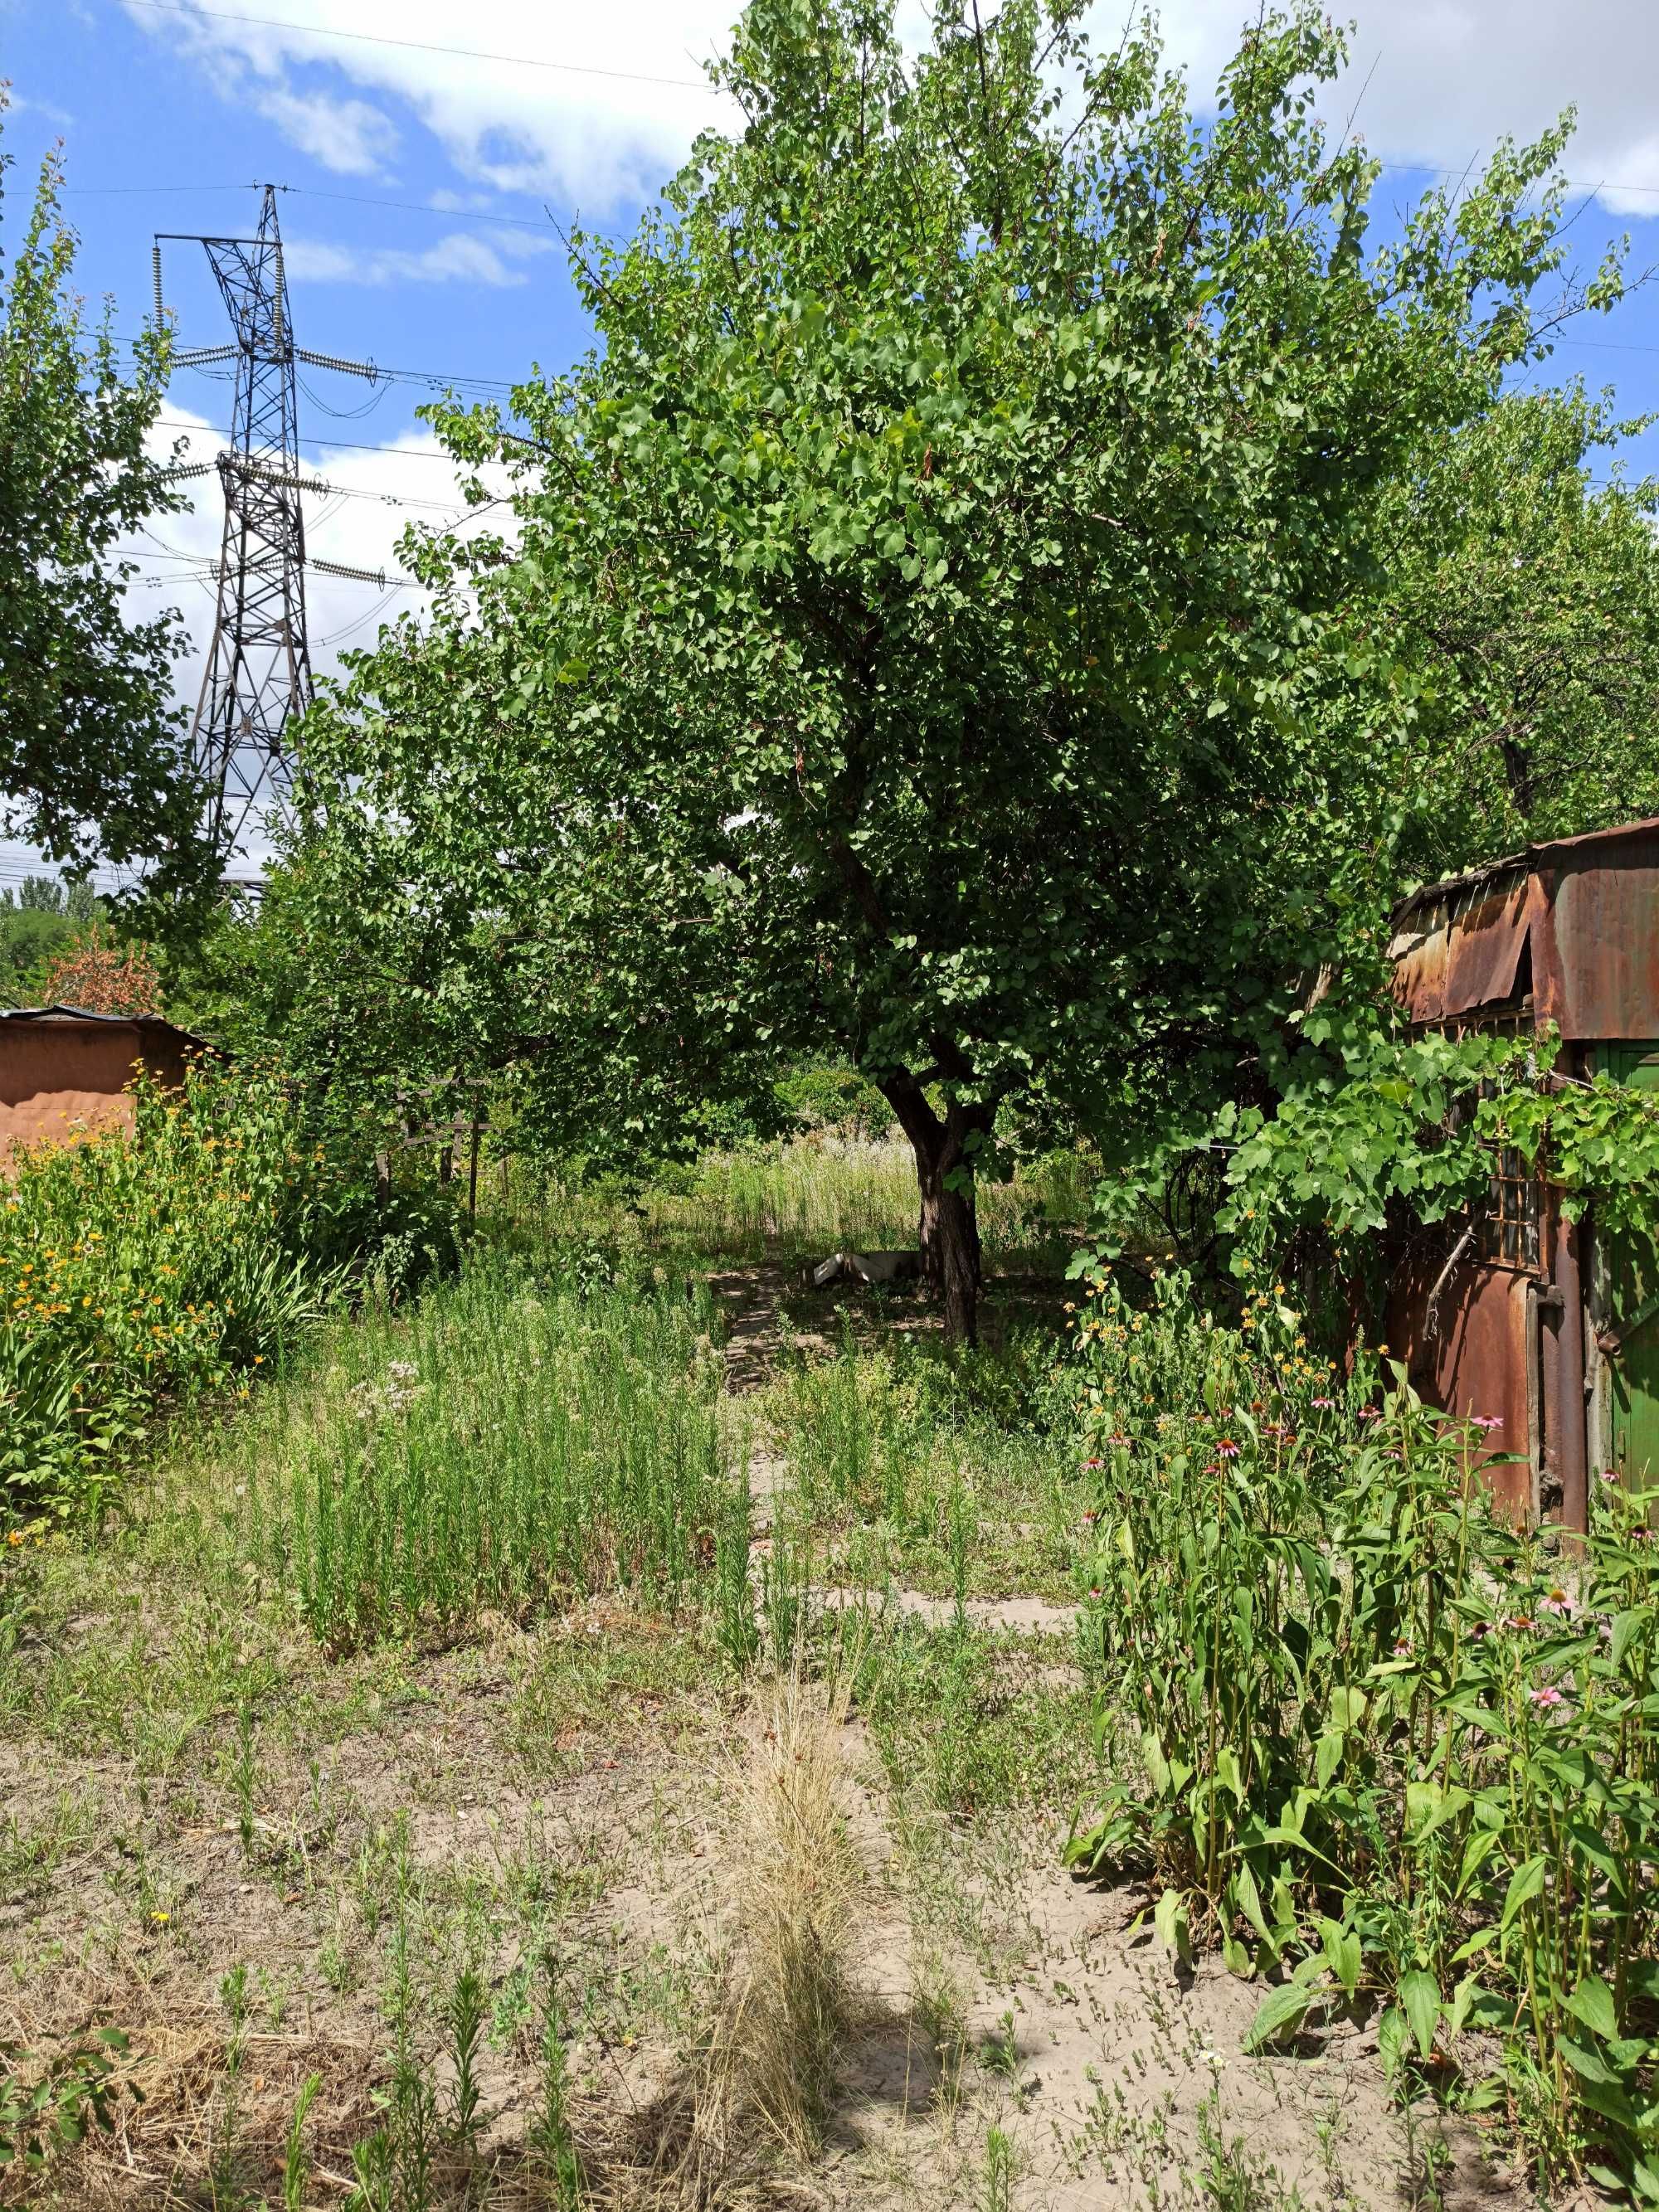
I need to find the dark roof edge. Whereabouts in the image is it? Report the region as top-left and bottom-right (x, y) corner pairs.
(0, 1005), (219, 1053)
(1392, 814), (1659, 927)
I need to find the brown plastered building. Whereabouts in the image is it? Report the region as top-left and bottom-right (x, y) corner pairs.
(1386, 818), (1659, 1533)
(0, 1005), (215, 1172)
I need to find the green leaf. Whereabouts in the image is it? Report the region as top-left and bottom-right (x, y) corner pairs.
(1243, 1982), (1314, 2053)
(1328, 1688), (1368, 1731)
(1406, 1781), (1471, 1843)
(1612, 1608), (1647, 1672)
(1319, 1918), (1362, 1998)
(1153, 1886), (1189, 1961)
(1501, 1854), (1547, 1932)
(1232, 1860), (1272, 1945)
(1399, 1969), (1441, 2061)
(1564, 1976), (1619, 2043)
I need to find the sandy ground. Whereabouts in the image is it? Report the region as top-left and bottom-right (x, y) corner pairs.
(0, 1268), (1535, 2210)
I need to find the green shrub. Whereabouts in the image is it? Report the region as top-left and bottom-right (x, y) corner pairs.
(1066, 1265), (1659, 2196)
(772, 1061), (896, 1142)
(0, 1059), (351, 1519)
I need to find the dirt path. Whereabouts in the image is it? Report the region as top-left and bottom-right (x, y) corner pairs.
(721, 1269), (1525, 2212)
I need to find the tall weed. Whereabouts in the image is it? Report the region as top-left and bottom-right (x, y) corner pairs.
(1067, 1265), (1659, 2197)
(251, 1258), (731, 1650)
(529, 1136), (1093, 1266)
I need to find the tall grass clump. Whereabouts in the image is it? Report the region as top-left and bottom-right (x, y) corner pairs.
(0, 1058), (353, 1524)
(528, 1135), (1095, 1267)
(252, 1257), (730, 1650)
(1067, 1262), (1659, 2198)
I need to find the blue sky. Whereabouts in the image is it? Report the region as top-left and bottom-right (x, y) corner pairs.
(6, 0), (1659, 888)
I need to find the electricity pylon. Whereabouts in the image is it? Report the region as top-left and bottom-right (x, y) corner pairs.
(154, 187), (377, 863)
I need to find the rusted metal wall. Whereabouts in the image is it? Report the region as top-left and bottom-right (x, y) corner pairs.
(0, 1014), (201, 1171)
(1389, 1245), (1535, 1520)
(1384, 817), (1659, 1531)
(1534, 824), (1659, 1040)
(1392, 819), (1659, 1038)
(1390, 872), (1530, 1025)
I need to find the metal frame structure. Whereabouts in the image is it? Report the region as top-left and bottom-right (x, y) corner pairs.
(158, 189), (309, 856)
(155, 188), (378, 864)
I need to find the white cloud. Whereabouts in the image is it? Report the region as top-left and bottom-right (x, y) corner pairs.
(124, 1), (1659, 228)
(1153, 1), (1659, 217)
(283, 228), (556, 287)
(120, 0), (739, 216)
(252, 84), (401, 177)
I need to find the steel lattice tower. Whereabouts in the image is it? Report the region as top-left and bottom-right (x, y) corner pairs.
(159, 189), (309, 855)
(155, 189), (382, 867)
(155, 188), (313, 862)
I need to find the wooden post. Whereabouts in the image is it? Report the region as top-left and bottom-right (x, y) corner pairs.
(468, 1112), (482, 1222)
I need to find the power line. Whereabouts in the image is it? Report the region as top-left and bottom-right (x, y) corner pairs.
(119, 0), (720, 93)
(1374, 158), (1659, 200)
(68, 178), (562, 240)
(156, 415), (489, 460)
(145, 346), (518, 396)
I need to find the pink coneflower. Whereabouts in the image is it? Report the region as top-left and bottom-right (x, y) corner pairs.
(1311, 1397), (1335, 1410)
(1082, 1456), (1103, 1471)
(1506, 1614), (1538, 1632)
(1089, 1585), (1102, 1598)
(1393, 1639), (1413, 1656)
(1216, 1438), (1241, 1459)
(1107, 1434), (1131, 1449)
(1358, 1407), (1381, 1422)
(1082, 1510), (1099, 1525)
(1542, 1588), (1572, 1617)
(1471, 1414), (1504, 1433)
(1530, 1685), (1566, 1710)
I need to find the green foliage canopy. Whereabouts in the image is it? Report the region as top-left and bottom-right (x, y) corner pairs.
(1382, 386), (1659, 874)
(292, 0), (1611, 1335)
(0, 108), (208, 902)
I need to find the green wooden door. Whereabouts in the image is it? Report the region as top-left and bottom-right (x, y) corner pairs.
(1607, 1047), (1659, 1487)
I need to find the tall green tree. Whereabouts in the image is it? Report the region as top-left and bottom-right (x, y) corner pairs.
(294, 0), (1609, 1339)
(0, 105), (207, 900)
(1380, 385), (1659, 875)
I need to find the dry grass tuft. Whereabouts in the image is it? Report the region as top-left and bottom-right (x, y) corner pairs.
(626, 1667), (864, 2207)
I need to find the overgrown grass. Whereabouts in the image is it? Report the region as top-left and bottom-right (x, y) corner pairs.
(852, 1617), (1102, 1819)
(0, 1056), (460, 1536)
(241, 1256), (733, 1652)
(759, 1320), (1079, 1599)
(0, 1061), (340, 1523)
(520, 1135), (1096, 1267)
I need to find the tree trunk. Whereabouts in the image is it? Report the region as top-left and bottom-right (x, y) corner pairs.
(878, 1068), (987, 1345)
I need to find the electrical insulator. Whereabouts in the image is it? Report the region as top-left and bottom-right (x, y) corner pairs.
(295, 346), (379, 382)
(152, 244), (163, 328)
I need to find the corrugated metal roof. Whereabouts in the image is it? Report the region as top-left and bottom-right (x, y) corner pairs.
(1390, 814), (1659, 1038)
(1393, 815), (1659, 926)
